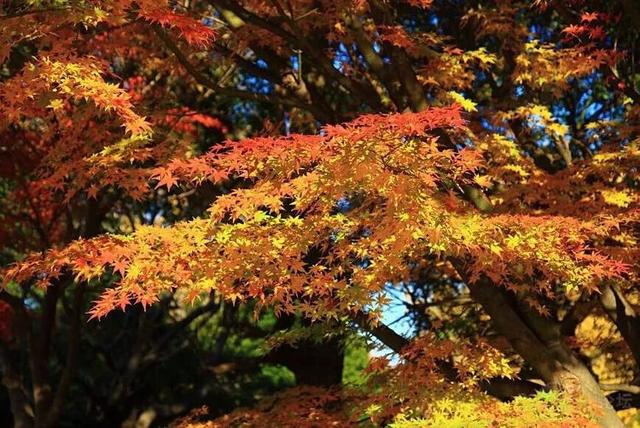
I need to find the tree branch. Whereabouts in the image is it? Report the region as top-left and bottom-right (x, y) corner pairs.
(599, 283), (640, 368)
(368, 0), (428, 112)
(601, 383), (640, 394)
(561, 295), (596, 336)
(212, 0), (385, 112)
(351, 310), (544, 400)
(153, 26), (330, 121)
(351, 311), (410, 354)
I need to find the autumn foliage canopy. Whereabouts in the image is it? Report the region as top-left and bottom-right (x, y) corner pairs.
(3, 0), (640, 427)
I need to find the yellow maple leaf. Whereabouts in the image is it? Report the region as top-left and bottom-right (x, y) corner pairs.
(448, 91), (477, 112)
(47, 98), (64, 110)
(601, 189), (635, 208)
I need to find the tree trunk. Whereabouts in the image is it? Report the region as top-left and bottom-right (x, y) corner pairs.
(468, 277), (623, 428)
(267, 339), (344, 386)
(267, 316), (344, 386)
(1, 347), (34, 428)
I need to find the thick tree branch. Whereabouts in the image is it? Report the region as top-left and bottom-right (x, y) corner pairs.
(601, 383), (640, 394)
(29, 281), (63, 424)
(599, 283), (640, 368)
(352, 310), (544, 401)
(463, 272), (622, 427)
(561, 294), (597, 336)
(351, 311), (411, 354)
(344, 14), (406, 111)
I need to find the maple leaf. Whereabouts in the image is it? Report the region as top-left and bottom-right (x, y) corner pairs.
(153, 169), (178, 190)
(601, 189), (635, 207)
(209, 169), (229, 183)
(123, 116), (152, 137)
(3, 4), (640, 425)
(86, 186), (99, 199)
(448, 91), (477, 112)
(456, 148), (484, 172)
(112, 258), (129, 277)
(405, 0), (433, 8)
(581, 12), (600, 23)
(140, 9), (216, 48)
(588, 26), (606, 40)
(47, 99), (64, 111)
(562, 24), (587, 39)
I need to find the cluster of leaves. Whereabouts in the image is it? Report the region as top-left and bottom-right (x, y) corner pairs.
(173, 335), (597, 427)
(4, 105), (631, 324)
(387, 391), (598, 428)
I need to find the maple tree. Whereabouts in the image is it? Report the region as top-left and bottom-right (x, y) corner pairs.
(3, 0), (640, 427)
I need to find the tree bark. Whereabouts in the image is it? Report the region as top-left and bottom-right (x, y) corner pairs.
(600, 283), (640, 370)
(466, 275), (623, 427)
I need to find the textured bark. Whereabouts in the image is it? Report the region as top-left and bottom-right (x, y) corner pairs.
(466, 276), (623, 428)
